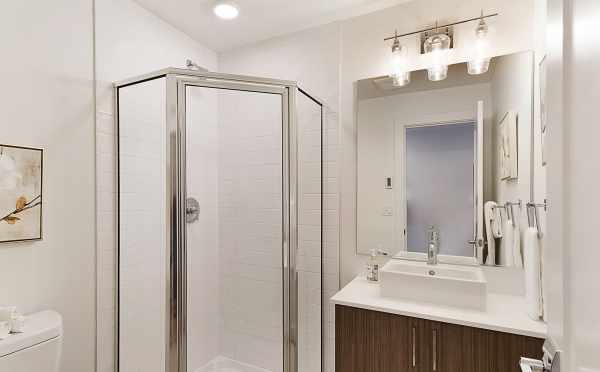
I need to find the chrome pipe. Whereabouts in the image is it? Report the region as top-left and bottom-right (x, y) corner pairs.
(383, 13), (499, 41)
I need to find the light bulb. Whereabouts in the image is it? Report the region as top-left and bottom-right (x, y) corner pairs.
(468, 18), (491, 75)
(424, 32), (450, 82)
(213, 2), (239, 19)
(390, 39), (410, 87)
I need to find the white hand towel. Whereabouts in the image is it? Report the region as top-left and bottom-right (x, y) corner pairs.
(492, 206), (503, 238)
(513, 217), (523, 267)
(500, 218), (514, 266)
(484, 201), (497, 265)
(524, 227), (542, 320)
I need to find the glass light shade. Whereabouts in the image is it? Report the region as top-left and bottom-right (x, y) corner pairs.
(390, 43), (411, 87)
(424, 33), (450, 82)
(427, 63), (448, 81)
(468, 20), (491, 75)
(392, 72), (411, 87)
(467, 58), (490, 75)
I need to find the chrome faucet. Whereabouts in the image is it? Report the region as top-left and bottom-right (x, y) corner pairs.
(427, 226), (439, 265)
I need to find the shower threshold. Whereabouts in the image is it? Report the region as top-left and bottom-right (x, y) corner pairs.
(198, 355), (274, 372)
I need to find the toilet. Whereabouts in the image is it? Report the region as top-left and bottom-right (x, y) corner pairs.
(0, 310), (63, 372)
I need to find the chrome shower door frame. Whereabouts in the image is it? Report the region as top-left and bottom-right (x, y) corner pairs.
(168, 74), (299, 372)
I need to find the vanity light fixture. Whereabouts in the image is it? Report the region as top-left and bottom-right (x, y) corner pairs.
(383, 11), (498, 82)
(213, 1), (239, 20)
(390, 31), (411, 87)
(467, 12), (491, 75)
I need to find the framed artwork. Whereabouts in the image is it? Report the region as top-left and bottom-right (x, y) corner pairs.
(539, 55), (548, 166)
(498, 111), (518, 180)
(0, 144), (43, 243)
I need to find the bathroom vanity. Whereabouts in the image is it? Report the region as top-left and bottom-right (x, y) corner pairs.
(335, 304), (543, 372)
(339, 48), (549, 372)
(332, 277), (546, 372)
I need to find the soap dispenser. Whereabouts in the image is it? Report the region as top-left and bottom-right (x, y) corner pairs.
(366, 249), (380, 283)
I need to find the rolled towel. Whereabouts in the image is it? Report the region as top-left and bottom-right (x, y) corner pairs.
(513, 216), (523, 267)
(491, 206), (503, 238)
(524, 227), (542, 320)
(484, 201), (498, 265)
(500, 217), (514, 266)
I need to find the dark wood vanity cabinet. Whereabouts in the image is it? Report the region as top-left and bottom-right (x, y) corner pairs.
(335, 305), (544, 372)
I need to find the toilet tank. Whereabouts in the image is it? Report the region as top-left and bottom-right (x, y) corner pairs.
(0, 310), (63, 372)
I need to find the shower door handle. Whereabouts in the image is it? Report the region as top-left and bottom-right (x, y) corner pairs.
(186, 197), (200, 223)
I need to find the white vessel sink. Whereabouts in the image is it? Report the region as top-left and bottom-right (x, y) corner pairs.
(380, 260), (487, 310)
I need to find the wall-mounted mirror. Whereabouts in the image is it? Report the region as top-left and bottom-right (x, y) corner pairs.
(356, 50), (536, 265)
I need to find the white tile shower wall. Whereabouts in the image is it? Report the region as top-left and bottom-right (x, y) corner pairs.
(297, 93), (324, 372)
(220, 23), (342, 372)
(117, 78), (167, 372)
(95, 1), (218, 371)
(186, 86), (221, 371)
(217, 90), (284, 372)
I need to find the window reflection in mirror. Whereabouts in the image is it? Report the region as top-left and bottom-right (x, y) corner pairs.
(405, 123), (476, 257)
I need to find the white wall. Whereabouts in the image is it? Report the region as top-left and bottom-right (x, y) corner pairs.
(490, 52), (535, 267)
(540, 0), (566, 357)
(0, 2), (96, 372)
(94, 1), (218, 371)
(544, 0), (600, 371)
(562, 1), (600, 369)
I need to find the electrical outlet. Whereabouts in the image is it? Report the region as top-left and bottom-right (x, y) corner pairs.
(382, 207), (393, 216)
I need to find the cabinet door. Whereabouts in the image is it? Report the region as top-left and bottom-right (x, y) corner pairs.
(472, 327), (544, 372)
(336, 305), (372, 372)
(437, 321), (544, 372)
(372, 310), (410, 372)
(335, 305), (411, 372)
(438, 321), (544, 372)
(407, 317), (433, 372)
(438, 322), (477, 372)
(413, 319), (442, 372)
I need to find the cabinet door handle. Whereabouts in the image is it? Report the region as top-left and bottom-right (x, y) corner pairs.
(412, 326), (416, 367)
(432, 329), (437, 371)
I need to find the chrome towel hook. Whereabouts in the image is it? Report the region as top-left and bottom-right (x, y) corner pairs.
(527, 199), (547, 239)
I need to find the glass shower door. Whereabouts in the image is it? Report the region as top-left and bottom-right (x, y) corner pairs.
(184, 83), (286, 372)
(117, 71), (323, 372)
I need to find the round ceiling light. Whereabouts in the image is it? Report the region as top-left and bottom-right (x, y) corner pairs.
(213, 1), (239, 20)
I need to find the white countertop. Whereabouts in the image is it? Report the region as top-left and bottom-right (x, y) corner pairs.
(331, 277), (547, 339)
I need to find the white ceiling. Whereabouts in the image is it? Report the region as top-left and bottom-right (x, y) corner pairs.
(134, 0), (415, 52)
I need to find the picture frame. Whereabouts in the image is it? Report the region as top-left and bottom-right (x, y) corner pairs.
(0, 144), (43, 243)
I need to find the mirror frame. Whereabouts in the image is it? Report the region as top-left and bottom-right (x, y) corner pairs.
(354, 51), (537, 267)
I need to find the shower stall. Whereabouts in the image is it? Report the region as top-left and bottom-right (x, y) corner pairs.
(115, 69), (323, 372)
